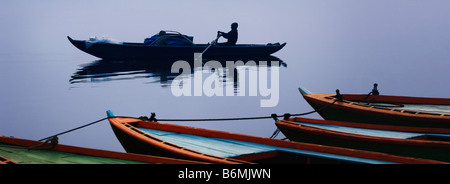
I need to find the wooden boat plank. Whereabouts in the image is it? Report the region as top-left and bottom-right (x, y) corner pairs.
(139, 128), (276, 158)
(298, 122), (450, 140)
(0, 143), (145, 164)
(397, 104), (450, 114)
(299, 122), (424, 139)
(0, 135), (208, 164)
(341, 94), (450, 105)
(138, 127), (395, 164)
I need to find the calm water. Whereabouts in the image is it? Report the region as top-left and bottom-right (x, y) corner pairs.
(1, 1), (450, 152)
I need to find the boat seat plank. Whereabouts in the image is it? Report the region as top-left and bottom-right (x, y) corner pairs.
(139, 128), (276, 158)
(397, 104), (450, 114)
(300, 122), (424, 139)
(359, 102), (450, 115)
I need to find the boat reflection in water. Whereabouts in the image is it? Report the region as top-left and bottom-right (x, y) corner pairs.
(70, 55), (286, 94)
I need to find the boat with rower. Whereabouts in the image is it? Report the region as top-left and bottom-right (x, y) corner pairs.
(106, 110), (444, 164)
(68, 31), (286, 60)
(298, 86), (450, 129)
(276, 117), (450, 162)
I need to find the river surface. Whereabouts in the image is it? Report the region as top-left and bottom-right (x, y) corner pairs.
(1, 0), (450, 152)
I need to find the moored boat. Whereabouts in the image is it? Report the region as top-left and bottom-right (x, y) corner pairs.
(298, 87), (450, 129)
(67, 31), (286, 60)
(0, 136), (207, 164)
(106, 110), (445, 164)
(276, 117), (450, 162)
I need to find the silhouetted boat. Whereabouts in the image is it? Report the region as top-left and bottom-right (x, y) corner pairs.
(67, 34), (286, 59)
(0, 136), (207, 164)
(299, 87), (450, 129)
(276, 117), (450, 162)
(106, 110), (444, 164)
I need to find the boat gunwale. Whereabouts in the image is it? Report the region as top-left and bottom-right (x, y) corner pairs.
(304, 93), (450, 120)
(108, 117), (251, 164)
(108, 116), (446, 164)
(276, 118), (450, 148)
(289, 117), (450, 134)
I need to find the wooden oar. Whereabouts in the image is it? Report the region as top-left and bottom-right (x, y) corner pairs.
(196, 33), (221, 60)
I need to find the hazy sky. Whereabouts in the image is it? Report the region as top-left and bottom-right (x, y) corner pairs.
(1, 0), (450, 151)
(2, 0), (450, 113)
(2, 0), (450, 57)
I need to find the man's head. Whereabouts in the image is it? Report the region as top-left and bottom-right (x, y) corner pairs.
(231, 22), (238, 30)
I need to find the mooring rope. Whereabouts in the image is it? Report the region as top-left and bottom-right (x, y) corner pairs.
(38, 117), (108, 142)
(133, 111), (318, 123)
(156, 113), (296, 122)
(37, 112), (305, 142)
(151, 99), (337, 122)
(38, 99), (337, 142)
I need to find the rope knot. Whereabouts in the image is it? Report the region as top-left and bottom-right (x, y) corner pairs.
(29, 136), (59, 150)
(271, 113), (279, 121)
(283, 113), (291, 120)
(371, 83), (380, 95)
(335, 89), (343, 101)
(139, 112), (158, 122)
(149, 112), (157, 122)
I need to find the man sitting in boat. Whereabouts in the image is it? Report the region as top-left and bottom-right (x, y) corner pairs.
(218, 22), (238, 46)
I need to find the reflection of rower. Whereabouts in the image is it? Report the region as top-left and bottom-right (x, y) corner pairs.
(70, 56), (286, 85)
(217, 22), (238, 46)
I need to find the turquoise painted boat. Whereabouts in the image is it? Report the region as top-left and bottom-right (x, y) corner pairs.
(276, 117), (450, 162)
(106, 110), (445, 164)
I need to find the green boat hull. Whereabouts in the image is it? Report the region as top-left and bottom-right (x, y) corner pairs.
(0, 143), (146, 164)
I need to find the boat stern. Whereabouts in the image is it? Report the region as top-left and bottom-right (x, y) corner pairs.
(67, 36), (89, 52)
(298, 87), (312, 96)
(106, 110), (116, 118)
